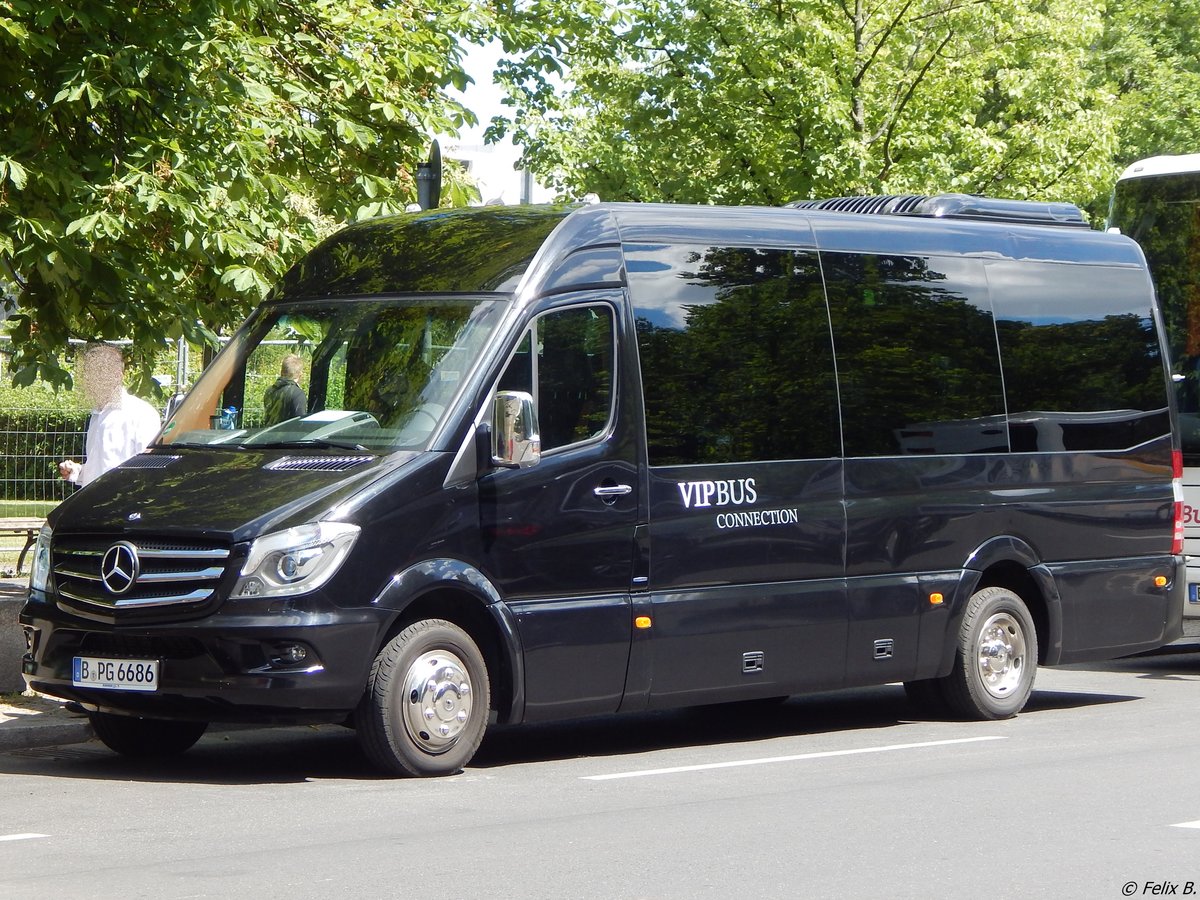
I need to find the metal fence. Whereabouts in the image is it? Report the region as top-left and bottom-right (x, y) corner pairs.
(0, 410), (86, 512)
(0, 334), (292, 539)
(0, 337), (206, 567)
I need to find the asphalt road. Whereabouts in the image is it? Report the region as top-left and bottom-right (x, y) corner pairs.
(2, 645), (1199, 899)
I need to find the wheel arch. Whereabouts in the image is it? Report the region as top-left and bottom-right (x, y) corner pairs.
(370, 559), (525, 724)
(959, 536), (1064, 667)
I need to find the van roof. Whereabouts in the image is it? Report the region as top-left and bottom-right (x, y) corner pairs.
(270, 200), (1145, 303)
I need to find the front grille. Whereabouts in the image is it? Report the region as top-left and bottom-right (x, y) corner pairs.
(52, 534), (231, 621)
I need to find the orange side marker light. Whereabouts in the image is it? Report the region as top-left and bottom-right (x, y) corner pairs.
(635, 616), (652, 629)
(929, 593), (944, 606)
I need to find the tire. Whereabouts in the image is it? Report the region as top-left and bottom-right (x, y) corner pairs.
(902, 677), (951, 717)
(89, 712), (208, 757)
(356, 619), (490, 777)
(942, 585), (1038, 720)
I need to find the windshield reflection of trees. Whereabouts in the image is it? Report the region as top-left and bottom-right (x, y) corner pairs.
(270, 206), (568, 298)
(176, 299), (498, 453)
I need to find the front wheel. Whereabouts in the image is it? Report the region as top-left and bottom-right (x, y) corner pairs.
(356, 619), (490, 777)
(942, 586), (1038, 720)
(89, 712), (208, 757)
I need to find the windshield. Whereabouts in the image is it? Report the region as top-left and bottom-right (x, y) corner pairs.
(1110, 171), (1200, 459)
(159, 296), (506, 454)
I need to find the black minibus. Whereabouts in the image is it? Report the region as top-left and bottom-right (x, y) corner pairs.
(20, 195), (1185, 775)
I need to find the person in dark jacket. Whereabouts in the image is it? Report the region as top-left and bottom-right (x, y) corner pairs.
(262, 354), (307, 425)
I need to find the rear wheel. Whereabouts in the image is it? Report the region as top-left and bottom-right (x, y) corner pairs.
(356, 619), (490, 777)
(89, 712), (208, 757)
(942, 586), (1037, 720)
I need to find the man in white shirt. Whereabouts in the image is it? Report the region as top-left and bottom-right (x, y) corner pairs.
(58, 343), (162, 487)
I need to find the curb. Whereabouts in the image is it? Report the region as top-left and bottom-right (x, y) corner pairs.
(0, 716), (93, 752)
(2, 584), (29, 695)
(0, 696), (95, 752)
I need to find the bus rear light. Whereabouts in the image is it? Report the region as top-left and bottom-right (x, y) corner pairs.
(1173, 449), (1185, 555)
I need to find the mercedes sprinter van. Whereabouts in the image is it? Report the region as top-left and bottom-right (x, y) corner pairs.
(21, 196), (1184, 775)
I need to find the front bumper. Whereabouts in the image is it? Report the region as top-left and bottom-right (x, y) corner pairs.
(19, 589), (387, 724)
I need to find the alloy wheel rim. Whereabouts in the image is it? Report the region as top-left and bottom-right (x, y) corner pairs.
(975, 612), (1026, 699)
(401, 648), (474, 754)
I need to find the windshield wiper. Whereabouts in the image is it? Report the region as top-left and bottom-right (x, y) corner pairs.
(244, 438), (374, 453)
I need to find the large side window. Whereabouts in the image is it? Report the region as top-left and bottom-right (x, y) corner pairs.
(628, 243), (839, 465)
(824, 253), (1005, 457)
(498, 304), (615, 452)
(990, 260), (1169, 451)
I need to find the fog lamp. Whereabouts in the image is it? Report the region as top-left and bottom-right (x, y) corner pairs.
(271, 644), (309, 666)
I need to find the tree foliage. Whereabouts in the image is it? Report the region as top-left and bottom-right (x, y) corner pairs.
(1095, 0), (1200, 168)
(5, 0), (1199, 395)
(494, 0), (1189, 212)
(0, 0), (492, 388)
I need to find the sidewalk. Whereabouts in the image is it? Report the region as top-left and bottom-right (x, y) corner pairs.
(0, 576), (95, 751)
(0, 692), (93, 751)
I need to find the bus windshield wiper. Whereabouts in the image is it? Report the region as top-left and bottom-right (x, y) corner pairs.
(243, 438), (374, 453)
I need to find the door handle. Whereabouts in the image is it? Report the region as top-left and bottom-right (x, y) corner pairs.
(593, 484), (633, 498)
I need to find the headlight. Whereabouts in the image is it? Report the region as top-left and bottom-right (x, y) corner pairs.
(233, 522), (360, 599)
(30, 524), (52, 593)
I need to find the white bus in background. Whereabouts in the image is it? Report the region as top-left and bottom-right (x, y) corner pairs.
(1109, 153), (1200, 635)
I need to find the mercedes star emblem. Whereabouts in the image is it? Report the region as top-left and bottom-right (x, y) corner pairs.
(100, 542), (140, 595)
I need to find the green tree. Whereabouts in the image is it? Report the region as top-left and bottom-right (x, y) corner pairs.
(495, 0), (1120, 208)
(0, 0), (492, 388)
(1094, 0), (1200, 172)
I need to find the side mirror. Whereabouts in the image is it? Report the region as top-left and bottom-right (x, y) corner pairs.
(491, 390), (541, 468)
(164, 392), (186, 421)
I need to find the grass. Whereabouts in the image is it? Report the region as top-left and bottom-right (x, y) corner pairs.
(0, 531), (38, 576)
(0, 500), (58, 519)
(0, 501), (53, 574)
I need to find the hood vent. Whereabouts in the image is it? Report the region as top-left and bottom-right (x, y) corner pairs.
(264, 455), (375, 472)
(119, 455), (181, 469)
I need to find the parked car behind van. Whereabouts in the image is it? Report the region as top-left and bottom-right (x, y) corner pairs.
(21, 196), (1184, 775)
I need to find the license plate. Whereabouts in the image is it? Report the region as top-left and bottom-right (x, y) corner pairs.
(1191, 584), (1200, 604)
(72, 657), (159, 692)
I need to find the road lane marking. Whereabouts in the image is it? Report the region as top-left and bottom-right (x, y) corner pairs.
(0, 834), (48, 843)
(1171, 821), (1200, 829)
(581, 735), (1007, 781)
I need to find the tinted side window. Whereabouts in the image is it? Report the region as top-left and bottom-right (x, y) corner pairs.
(990, 261), (1169, 451)
(628, 244), (839, 465)
(497, 305), (615, 452)
(824, 253), (1006, 457)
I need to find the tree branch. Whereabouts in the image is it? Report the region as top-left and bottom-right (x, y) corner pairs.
(875, 29), (954, 182)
